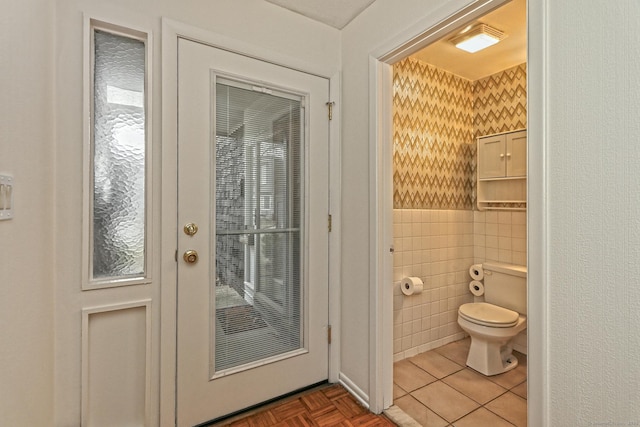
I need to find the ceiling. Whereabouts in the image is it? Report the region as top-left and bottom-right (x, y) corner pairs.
(263, 0), (526, 81)
(410, 0), (526, 80)
(264, 0), (376, 29)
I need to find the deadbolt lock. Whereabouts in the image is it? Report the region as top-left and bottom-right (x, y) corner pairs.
(184, 223), (198, 236)
(183, 250), (199, 264)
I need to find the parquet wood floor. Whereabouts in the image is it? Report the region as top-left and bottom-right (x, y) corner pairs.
(213, 384), (396, 427)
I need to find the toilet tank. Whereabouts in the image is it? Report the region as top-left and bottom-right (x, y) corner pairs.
(482, 262), (527, 315)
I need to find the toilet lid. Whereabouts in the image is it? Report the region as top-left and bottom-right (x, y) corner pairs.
(459, 302), (519, 327)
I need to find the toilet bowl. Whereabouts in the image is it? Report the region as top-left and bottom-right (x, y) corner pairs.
(458, 302), (526, 375)
(458, 262), (527, 376)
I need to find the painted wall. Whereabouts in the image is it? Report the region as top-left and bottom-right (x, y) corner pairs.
(544, 1), (640, 424)
(0, 0), (55, 425)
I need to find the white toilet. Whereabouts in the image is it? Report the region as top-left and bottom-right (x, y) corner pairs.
(457, 262), (527, 376)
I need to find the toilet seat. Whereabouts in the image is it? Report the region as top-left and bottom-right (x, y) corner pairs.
(459, 302), (519, 328)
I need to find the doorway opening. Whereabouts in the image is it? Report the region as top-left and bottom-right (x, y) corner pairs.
(367, 0), (535, 424)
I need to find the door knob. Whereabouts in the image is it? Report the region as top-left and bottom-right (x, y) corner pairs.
(183, 250), (199, 264)
(184, 222), (198, 236)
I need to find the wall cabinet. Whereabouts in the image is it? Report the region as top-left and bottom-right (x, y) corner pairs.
(477, 129), (526, 211)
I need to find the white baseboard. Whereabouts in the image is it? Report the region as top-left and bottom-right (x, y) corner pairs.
(338, 372), (369, 409)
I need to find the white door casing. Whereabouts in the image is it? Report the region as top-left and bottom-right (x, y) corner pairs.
(176, 38), (330, 426)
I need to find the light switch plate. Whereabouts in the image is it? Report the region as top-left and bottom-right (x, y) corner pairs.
(0, 175), (14, 220)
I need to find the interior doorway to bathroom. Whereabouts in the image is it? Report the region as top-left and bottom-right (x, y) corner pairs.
(375, 0), (529, 424)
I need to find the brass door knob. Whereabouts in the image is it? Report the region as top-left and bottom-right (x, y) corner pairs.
(183, 250), (199, 264)
(184, 223), (198, 236)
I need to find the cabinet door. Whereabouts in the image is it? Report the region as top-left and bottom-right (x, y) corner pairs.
(506, 130), (527, 177)
(477, 135), (505, 179)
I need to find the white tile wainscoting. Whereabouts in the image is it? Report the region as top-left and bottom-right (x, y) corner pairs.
(393, 209), (527, 361)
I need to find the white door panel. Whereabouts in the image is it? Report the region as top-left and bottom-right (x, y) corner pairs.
(177, 38), (329, 426)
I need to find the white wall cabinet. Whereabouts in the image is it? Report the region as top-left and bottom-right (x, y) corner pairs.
(477, 129), (527, 210)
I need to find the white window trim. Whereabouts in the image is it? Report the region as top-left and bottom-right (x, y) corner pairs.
(82, 16), (153, 290)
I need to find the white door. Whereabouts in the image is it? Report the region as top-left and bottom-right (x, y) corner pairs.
(176, 38), (330, 426)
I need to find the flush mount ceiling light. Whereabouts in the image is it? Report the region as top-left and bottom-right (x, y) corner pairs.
(451, 23), (505, 53)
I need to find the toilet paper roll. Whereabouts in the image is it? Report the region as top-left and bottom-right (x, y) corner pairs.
(469, 264), (484, 281)
(469, 280), (485, 296)
(401, 277), (424, 296)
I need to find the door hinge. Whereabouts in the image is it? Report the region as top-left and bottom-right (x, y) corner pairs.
(326, 101), (335, 120)
(175, 249), (178, 262)
(327, 325), (332, 344)
(328, 214), (332, 232)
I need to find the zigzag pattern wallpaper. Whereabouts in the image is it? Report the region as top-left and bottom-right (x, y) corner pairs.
(393, 58), (527, 209)
(474, 64), (528, 137)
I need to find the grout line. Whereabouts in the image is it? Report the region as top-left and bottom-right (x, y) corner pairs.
(393, 340), (527, 426)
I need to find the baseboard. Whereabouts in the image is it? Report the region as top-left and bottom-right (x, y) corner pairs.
(513, 342), (527, 355)
(338, 372), (369, 409)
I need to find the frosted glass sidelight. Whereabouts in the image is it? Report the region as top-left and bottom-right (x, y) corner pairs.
(213, 79), (304, 373)
(92, 30), (146, 280)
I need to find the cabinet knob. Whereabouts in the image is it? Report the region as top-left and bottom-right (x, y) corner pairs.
(506, 153), (512, 158)
(500, 153), (505, 159)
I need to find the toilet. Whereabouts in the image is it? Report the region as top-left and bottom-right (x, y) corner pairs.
(457, 262), (527, 376)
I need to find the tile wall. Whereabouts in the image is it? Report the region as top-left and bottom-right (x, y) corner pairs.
(473, 210), (527, 353)
(473, 211), (527, 266)
(393, 209), (474, 360)
(393, 209), (528, 361)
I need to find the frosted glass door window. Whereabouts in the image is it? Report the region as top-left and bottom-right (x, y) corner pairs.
(213, 78), (303, 372)
(92, 30), (147, 281)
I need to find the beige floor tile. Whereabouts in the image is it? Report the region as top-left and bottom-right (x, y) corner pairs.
(394, 360), (437, 392)
(411, 382), (479, 423)
(434, 338), (471, 366)
(394, 395), (449, 427)
(453, 407), (516, 427)
(393, 383), (408, 400)
(511, 381), (527, 399)
(484, 359), (527, 389)
(486, 392), (528, 427)
(442, 368), (508, 405)
(409, 350), (464, 379)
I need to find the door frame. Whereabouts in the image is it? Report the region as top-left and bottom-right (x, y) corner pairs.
(366, 0), (548, 425)
(160, 18), (342, 426)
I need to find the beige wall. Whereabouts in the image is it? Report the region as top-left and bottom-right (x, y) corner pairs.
(0, 0), (55, 425)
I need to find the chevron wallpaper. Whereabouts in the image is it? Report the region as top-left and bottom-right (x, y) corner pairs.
(474, 63), (528, 137)
(393, 58), (527, 210)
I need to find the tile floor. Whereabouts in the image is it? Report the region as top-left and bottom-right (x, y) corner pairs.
(393, 338), (527, 427)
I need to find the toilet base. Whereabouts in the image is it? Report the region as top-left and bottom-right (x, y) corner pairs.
(466, 338), (518, 376)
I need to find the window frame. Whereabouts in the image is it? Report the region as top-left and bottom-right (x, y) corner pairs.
(82, 17), (153, 290)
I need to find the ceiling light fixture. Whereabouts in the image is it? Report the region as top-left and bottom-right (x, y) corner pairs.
(451, 23), (505, 53)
